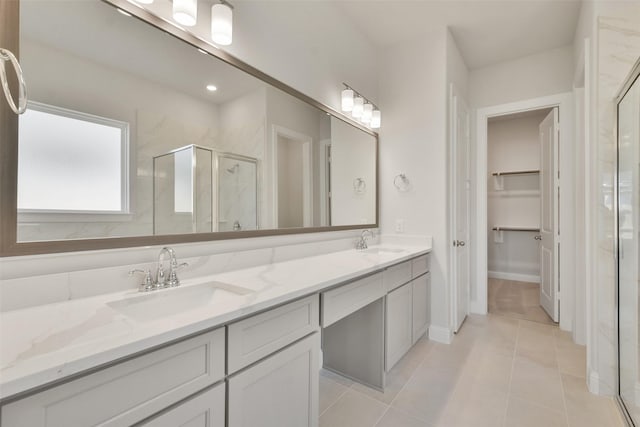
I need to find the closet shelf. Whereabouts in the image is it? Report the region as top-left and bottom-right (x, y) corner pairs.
(492, 170), (540, 177)
(492, 226), (540, 232)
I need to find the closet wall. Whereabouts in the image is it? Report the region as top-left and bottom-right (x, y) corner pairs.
(487, 111), (549, 282)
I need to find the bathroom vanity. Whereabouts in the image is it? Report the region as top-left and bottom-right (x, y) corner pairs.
(0, 244), (430, 427)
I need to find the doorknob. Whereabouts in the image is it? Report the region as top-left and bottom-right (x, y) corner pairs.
(453, 240), (466, 247)
(534, 235), (542, 241)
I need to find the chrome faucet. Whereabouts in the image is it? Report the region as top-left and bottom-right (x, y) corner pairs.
(156, 247), (188, 288)
(129, 247), (188, 292)
(356, 229), (373, 250)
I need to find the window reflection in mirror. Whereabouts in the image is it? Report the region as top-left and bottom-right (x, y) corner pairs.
(14, 0), (377, 243)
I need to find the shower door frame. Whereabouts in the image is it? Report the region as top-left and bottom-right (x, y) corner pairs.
(214, 152), (260, 232)
(616, 56), (640, 427)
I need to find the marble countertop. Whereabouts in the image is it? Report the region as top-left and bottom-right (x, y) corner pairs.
(0, 242), (431, 401)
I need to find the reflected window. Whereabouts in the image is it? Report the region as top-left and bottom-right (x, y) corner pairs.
(17, 102), (129, 213)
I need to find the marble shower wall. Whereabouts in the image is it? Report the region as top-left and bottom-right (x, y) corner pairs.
(596, 13), (640, 395)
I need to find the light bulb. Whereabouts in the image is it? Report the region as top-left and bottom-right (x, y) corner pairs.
(211, 3), (233, 45)
(371, 110), (381, 128)
(341, 89), (354, 112)
(362, 103), (373, 124)
(173, 0), (197, 26)
(352, 97), (364, 118)
(206, 84), (218, 91)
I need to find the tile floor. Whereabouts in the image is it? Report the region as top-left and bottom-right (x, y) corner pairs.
(488, 279), (555, 325)
(319, 314), (625, 427)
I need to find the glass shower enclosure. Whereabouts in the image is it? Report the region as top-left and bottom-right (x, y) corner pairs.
(617, 58), (640, 426)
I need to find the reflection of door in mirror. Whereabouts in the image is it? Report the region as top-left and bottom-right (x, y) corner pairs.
(153, 145), (213, 235)
(217, 154), (258, 232)
(274, 127), (313, 228)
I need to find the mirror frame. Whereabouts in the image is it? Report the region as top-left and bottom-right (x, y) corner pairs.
(0, 0), (379, 256)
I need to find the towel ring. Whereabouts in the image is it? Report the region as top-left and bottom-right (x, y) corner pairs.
(353, 177), (366, 194)
(394, 173), (410, 192)
(0, 48), (28, 115)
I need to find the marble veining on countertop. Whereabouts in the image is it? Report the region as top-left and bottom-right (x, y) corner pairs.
(0, 242), (431, 401)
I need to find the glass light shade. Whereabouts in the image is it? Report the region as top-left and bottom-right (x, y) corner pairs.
(361, 103), (373, 124)
(371, 110), (381, 128)
(173, 0), (197, 26)
(211, 3), (233, 46)
(136, 0), (154, 4)
(352, 97), (364, 118)
(341, 89), (354, 112)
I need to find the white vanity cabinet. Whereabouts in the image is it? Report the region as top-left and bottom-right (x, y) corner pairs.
(139, 383), (225, 427)
(0, 328), (225, 427)
(384, 254), (431, 371)
(228, 333), (320, 427)
(385, 282), (414, 369)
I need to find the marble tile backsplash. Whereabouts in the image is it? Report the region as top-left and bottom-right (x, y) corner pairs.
(0, 230), (421, 313)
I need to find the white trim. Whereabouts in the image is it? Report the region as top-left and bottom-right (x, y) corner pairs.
(319, 139), (331, 226)
(270, 125), (314, 227)
(588, 370), (600, 395)
(474, 92), (574, 331)
(428, 325), (453, 344)
(488, 271), (540, 284)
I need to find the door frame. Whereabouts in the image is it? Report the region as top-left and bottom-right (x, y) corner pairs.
(473, 92), (574, 331)
(449, 84), (471, 333)
(270, 125), (314, 227)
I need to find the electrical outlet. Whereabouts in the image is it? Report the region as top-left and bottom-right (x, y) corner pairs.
(395, 219), (404, 233)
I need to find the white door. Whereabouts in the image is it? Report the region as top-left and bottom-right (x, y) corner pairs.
(539, 108), (559, 322)
(452, 88), (470, 332)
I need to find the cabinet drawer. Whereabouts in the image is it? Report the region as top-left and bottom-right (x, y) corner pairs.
(1, 328), (225, 427)
(228, 333), (319, 427)
(383, 261), (412, 292)
(412, 254), (430, 278)
(228, 295), (319, 373)
(321, 272), (384, 327)
(140, 382), (225, 427)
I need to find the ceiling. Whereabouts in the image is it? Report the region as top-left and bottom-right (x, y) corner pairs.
(334, 0), (582, 69)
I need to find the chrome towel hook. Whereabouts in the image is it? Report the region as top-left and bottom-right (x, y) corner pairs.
(0, 48), (28, 114)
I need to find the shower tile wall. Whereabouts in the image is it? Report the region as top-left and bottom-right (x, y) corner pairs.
(595, 13), (640, 395)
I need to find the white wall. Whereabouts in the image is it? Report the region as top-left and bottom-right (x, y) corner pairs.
(379, 28), (450, 337)
(469, 45), (575, 109)
(487, 114), (546, 281)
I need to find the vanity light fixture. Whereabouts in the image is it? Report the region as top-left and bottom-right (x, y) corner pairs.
(206, 84), (218, 92)
(342, 83), (381, 129)
(371, 109), (381, 129)
(211, 1), (234, 46)
(173, 0), (197, 27)
(352, 96), (364, 118)
(362, 103), (373, 124)
(341, 88), (354, 112)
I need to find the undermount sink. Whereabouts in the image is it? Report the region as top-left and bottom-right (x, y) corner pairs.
(361, 247), (405, 254)
(107, 281), (252, 323)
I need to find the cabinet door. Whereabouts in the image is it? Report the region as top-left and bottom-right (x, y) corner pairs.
(228, 333), (319, 427)
(385, 283), (413, 371)
(140, 383), (225, 427)
(412, 272), (431, 344)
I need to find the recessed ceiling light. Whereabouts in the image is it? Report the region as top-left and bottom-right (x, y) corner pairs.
(206, 85), (218, 92)
(117, 8), (132, 17)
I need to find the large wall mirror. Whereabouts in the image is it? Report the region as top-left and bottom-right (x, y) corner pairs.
(0, 0), (377, 255)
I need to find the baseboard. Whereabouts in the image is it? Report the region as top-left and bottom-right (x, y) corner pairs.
(428, 324), (453, 344)
(588, 370), (600, 395)
(488, 270), (540, 283)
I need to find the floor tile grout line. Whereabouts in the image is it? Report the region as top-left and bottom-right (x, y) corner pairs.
(555, 333), (572, 427)
(501, 318), (521, 427)
(318, 377), (351, 418)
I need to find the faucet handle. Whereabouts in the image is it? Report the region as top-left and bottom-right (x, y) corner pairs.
(167, 262), (189, 287)
(129, 269), (154, 292)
